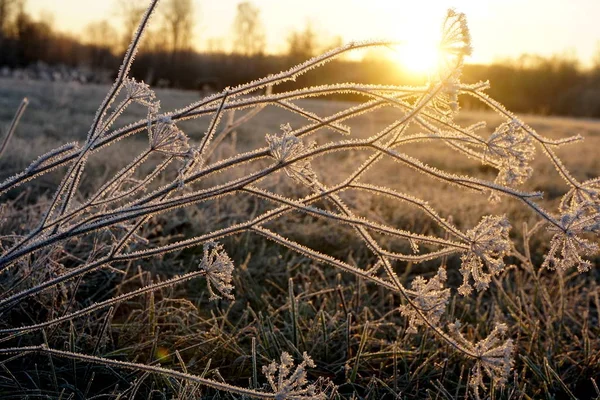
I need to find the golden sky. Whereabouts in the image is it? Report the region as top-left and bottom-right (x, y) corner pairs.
(27, 0), (600, 65)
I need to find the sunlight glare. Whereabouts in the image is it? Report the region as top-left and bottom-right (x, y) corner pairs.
(390, 32), (442, 76)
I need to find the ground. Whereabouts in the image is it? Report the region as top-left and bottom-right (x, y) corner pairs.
(0, 77), (599, 399)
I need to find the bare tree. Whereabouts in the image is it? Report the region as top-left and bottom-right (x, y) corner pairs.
(0, 0), (23, 37)
(232, 1), (265, 57)
(84, 20), (118, 51)
(159, 0), (195, 54)
(84, 20), (118, 68)
(287, 22), (318, 60)
(114, 0), (147, 52)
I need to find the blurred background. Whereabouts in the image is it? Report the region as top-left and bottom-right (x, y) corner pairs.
(2, 0), (600, 117)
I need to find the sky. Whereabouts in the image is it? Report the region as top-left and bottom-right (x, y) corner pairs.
(26, 0), (600, 66)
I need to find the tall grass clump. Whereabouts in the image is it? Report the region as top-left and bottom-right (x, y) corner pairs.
(0, 1), (598, 398)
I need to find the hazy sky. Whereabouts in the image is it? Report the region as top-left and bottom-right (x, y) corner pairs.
(27, 0), (600, 65)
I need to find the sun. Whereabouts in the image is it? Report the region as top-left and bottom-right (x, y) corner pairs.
(389, 34), (443, 76)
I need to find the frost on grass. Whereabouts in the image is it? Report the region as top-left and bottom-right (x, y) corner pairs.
(400, 267), (450, 333)
(198, 242), (235, 301)
(459, 215), (511, 295)
(449, 321), (513, 399)
(262, 352), (326, 400)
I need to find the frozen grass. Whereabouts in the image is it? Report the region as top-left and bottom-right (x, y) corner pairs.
(0, 5), (599, 399)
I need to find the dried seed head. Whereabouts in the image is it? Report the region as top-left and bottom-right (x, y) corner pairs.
(485, 120), (535, 186)
(266, 123), (317, 186)
(400, 267), (450, 334)
(449, 321), (513, 398)
(560, 177), (600, 214)
(459, 215), (511, 295)
(123, 78), (156, 107)
(262, 352), (325, 400)
(543, 207), (599, 273)
(440, 9), (472, 61)
(149, 116), (190, 157)
(199, 242), (235, 301)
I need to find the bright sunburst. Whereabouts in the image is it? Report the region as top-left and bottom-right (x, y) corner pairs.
(390, 34), (442, 76)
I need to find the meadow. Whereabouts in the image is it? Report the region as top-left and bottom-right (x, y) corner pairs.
(0, 7), (599, 398)
(1, 73), (599, 399)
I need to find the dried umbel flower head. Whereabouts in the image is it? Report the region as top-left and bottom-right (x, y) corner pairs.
(400, 267), (450, 333)
(449, 322), (513, 399)
(542, 207), (599, 273)
(198, 242), (235, 301)
(429, 9), (472, 118)
(123, 77), (157, 108)
(266, 123), (317, 186)
(262, 352), (326, 400)
(439, 9), (472, 62)
(484, 119), (535, 186)
(560, 177), (600, 214)
(427, 68), (463, 119)
(459, 215), (511, 296)
(149, 116), (190, 157)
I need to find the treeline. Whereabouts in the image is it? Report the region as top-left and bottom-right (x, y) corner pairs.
(2, 0), (600, 117)
(0, 3), (115, 69)
(463, 55), (600, 117)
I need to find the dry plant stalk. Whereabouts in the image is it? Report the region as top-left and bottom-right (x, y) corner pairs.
(0, 2), (598, 399)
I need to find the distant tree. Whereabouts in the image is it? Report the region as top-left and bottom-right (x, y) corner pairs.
(592, 42), (600, 73)
(84, 20), (118, 68)
(206, 37), (225, 53)
(159, 0), (195, 54)
(84, 20), (118, 51)
(114, 0), (147, 52)
(287, 22), (318, 60)
(13, 6), (55, 64)
(0, 0), (23, 37)
(232, 1), (265, 57)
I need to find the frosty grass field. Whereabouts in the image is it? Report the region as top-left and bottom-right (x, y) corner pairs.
(1, 74), (599, 399)
(0, 9), (599, 396)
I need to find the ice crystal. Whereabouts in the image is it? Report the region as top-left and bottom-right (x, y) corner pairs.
(199, 242), (235, 301)
(400, 267), (450, 333)
(542, 207), (599, 273)
(266, 123), (317, 186)
(262, 352), (326, 400)
(459, 216), (511, 295)
(149, 116), (190, 157)
(484, 120), (535, 186)
(449, 322), (513, 399)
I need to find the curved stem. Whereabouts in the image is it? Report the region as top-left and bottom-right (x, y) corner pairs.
(0, 346), (276, 399)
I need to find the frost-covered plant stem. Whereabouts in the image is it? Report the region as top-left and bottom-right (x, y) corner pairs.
(0, 346), (279, 399)
(0, 97), (28, 160)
